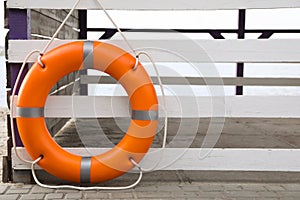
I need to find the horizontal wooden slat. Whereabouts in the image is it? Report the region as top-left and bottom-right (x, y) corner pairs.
(12, 95), (300, 118)
(80, 75), (300, 86)
(8, 39), (300, 63)
(7, 0), (300, 10)
(13, 147), (300, 171)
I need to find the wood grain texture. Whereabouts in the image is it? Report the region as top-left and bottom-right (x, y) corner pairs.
(30, 9), (79, 39)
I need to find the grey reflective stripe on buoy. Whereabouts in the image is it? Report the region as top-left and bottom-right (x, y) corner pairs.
(16, 107), (44, 118)
(80, 157), (91, 183)
(131, 110), (158, 120)
(83, 41), (94, 69)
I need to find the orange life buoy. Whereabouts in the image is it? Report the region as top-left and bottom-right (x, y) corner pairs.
(16, 41), (158, 183)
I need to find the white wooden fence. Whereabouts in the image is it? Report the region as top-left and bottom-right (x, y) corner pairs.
(7, 1), (300, 172)
(7, 0), (300, 10)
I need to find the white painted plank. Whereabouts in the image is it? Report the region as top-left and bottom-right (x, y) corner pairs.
(12, 95), (300, 118)
(12, 147), (300, 171)
(8, 39), (300, 63)
(7, 0), (300, 10)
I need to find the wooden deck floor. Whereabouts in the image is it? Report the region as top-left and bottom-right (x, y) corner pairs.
(52, 118), (300, 149)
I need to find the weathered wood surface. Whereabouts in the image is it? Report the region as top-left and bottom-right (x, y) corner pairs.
(30, 9), (79, 40)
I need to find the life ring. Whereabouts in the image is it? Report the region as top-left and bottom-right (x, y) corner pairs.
(16, 41), (158, 183)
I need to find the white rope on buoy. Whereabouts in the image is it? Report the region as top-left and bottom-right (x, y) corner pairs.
(11, 0), (169, 190)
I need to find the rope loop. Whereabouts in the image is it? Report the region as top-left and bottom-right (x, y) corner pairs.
(37, 53), (45, 68)
(129, 157), (142, 170)
(132, 55), (139, 70)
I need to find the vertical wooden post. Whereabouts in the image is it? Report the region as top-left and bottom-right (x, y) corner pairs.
(79, 10), (88, 95)
(79, 10), (87, 39)
(236, 9), (246, 95)
(8, 9), (31, 146)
